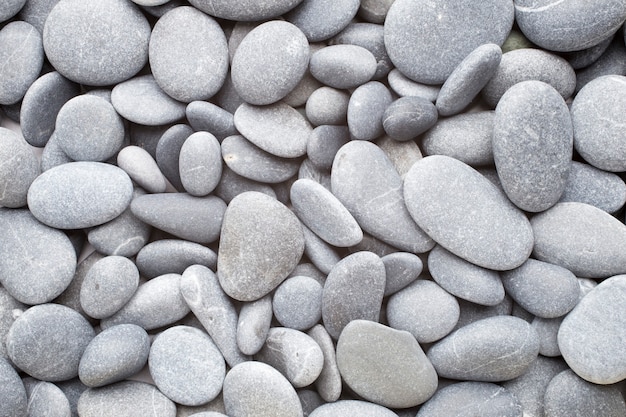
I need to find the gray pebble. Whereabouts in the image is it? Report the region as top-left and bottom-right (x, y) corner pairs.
(387, 279), (460, 343)
(428, 315), (539, 381)
(80, 256), (139, 319)
(228, 21), (261, 61)
(347, 81), (392, 141)
(78, 324), (149, 388)
(18, 0), (59, 33)
(136, 239), (217, 278)
(234, 102), (311, 158)
(131, 193), (226, 244)
(301, 223), (341, 275)
(77, 381), (176, 417)
(0, 127), (40, 208)
(298, 158), (332, 191)
(128, 123), (166, 158)
(155, 123), (193, 191)
(214, 165), (277, 204)
(54, 251), (103, 322)
(309, 45), (377, 89)
(574, 37), (626, 93)
(273, 275), (323, 330)
(0, 0), (25, 22)
(117, 146), (167, 193)
(186, 101), (237, 141)
(387, 69), (440, 101)
(358, 0), (393, 23)
(218, 191), (305, 301)
(310, 400), (398, 417)
(298, 390), (323, 417)
(150, 326), (225, 406)
(348, 232), (398, 257)
(454, 296), (513, 331)
(381, 252), (422, 296)
(0, 287), (24, 363)
(289, 263), (326, 284)
(283, 67), (324, 109)
(531, 202), (626, 278)
(189, 0), (301, 20)
(565, 34), (614, 70)
(307, 125), (350, 170)
(7, 303), (95, 381)
(0, 357), (27, 417)
(493, 80), (573, 212)
(383, 96), (438, 141)
(336, 320), (438, 408)
(532, 316), (564, 357)
(100, 273), (190, 331)
(376, 135), (424, 178)
(40, 132), (72, 172)
(22, 378), (71, 417)
(237, 294), (273, 356)
(179, 131), (222, 196)
(330, 22), (392, 80)
(305, 87), (350, 126)
(286, 0), (359, 42)
(307, 324), (342, 402)
(559, 161), (626, 213)
(43, 0), (150, 86)
(55, 378), (88, 417)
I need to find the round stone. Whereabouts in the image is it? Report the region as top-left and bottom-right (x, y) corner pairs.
(22, 378), (71, 417)
(347, 81), (392, 141)
(309, 45), (377, 89)
(383, 96), (438, 141)
(179, 132), (222, 196)
(0, 0), (26, 22)
(136, 239), (217, 278)
(381, 252), (422, 296)
(285, 0), (359, 42)
(273, 276), (323, 330)
(559, 161), (626, 213)
(188, 0), (303, 21)
(305, 87), (350, 126)
(186, 101), (237, 142)
(310, 400), (398, 417)
(0, 357), (27, 417)
(77, 381), (176, 417)
(43, 0), (150, 86)
(532, 316), (564, 357)
(0, 127), (40, 208)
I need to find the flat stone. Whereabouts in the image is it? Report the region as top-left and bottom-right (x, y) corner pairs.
(0, 357), (27, 417)
(7, 303), (95, 381)
(236, 294), (273, 356)
(310, 400), (398, 417)
(78, 324), (150, 387)
(307, 125), (350, 170)
(384, 0), (513, 84)
(309, 45), (377, 89)
(117, 146), (167, 193)
(222, 361), (302, 417)
(136, 239), (217, 278)
(307, 324), (342, 402)
(286, 0), (359, 42)
(532, 316), (564, 357)
(337, 320), (438, 408)
(188, 0), (302, 21)
(273, 276), (323, 331)
(77, 381), (176, 417)
(0, 127), (40, 208)
(559, 161), (626, 213)
(28, 161), (133, 229)
(301, 223), (341, 275)
(387, 69), (440, 101)
(214, 166), (277, 204)
(347, 81), (392, 141)
(305, 87), (350, 126)
(22, 378), (71, 417)
(179, 132), (222, 196)
(381, 252), (422, 296)
(218, 191), (305, 301)
(186, 101), (237, 141)
(43, 0), (150, 86)
(330, 22), (392, 80)
(531, 202), (626, 278)
(382, 96), (438, 141)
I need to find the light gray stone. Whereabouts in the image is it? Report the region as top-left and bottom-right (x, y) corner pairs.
(53, 251), (103, 322)
(117, 146), (167, 193)
(574, 37), (626, 93)
(0, 0), (25, 22)
(307, 125), (350, 170)
(0, 288), (24, 363)
(381, 252), (422, 296)
(376, 135), (424, 178)
(214, 166), (277, 204)
(387, 69), (440, 101)
(454, 296), (513, 330)
(0, 127), (40, 208)
(300, 223), (341, 275)
(189, 0), (303, 21)
(310, 400), (398, 417)
(0, 357), (27, 417)
(306, 88), (350, 127)
(136, 239), (216, 278)
(559, 161), (626, 213)
(286, 0), (359, 42)
(179, 132), (222, 196)
(40, 132), (72, 172)
(237, 294), (273, 356)
(383, 96), (438, 141)
(307, 324), (341, 402)
(22, 378), (71, 417)
(330, 22), (392, 80)
(309, 45), (377, 89)
(347, 81), (392, 141)
(273, 276), (323, 331)
(186, 101), (237, 141)
(77, 381), (176, 417)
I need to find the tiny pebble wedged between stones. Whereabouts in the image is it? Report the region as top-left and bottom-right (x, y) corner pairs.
(179, 131), (222, 196)
(22, 377), (72, 417)
(0, 287), (25, 362)
(532, 316), (564, 357)
(273, 276), (323, 331)
(236, 294), (273, 356)
(310, 400), (399, 417)
(381, 252), (422, 296)
(214, 166), (277, 203)
(347, 80), (392, 141)
(300, 223), (341, 275)
(116, 146), (167, 194)
(77, 381), (176, 417)
(309, 44), (377, 89)
(0, 127), (40, 208)
(559, 160), (626, 213)
(376, 134), (424, 178)
(0, 357), (27, 417)
(382, 96), (438, 141)
(454, 295), (513, 331)
(307, 324), (342, 403)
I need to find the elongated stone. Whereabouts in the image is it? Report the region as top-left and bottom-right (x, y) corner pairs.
(186, 101), (237, 141)
(559, 161), (626, 213)
(237, 294), (273, 356)
(135, 239), (217, 278)
(307, 324), (342, 402)
(77, 381), (176, 417)
(116, 146), (167, 194)
(309, 44), (377, 89)
(330, 22), (392, 80)
(188, 0), (303, 21)
(0, 127), (40, 208)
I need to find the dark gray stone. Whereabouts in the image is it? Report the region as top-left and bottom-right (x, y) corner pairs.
(309, 45), (377, 89)
(286, 0), (359, 42)
(189, 0), (302, 20)
(381, 252), (422, 296)
(559, 161), (626, 213)
(43, 0), (150, 86)
(301, 223), (341, 275)
(532, 316), (564, 357)
(307, 324), (341, 402)
(310, 400), (397, 417)
(0, 127), (40, 208)
(305, 87), (350, 126)
(179, 132), (222, 196)
(78, 324), (149, 387)
(236, 294), (273, 356)
(358, 0), (393, 23)
(273, 276), (323, 331)
(0, 357), (26, 417)
(155, 123), (193, 191)
(136, 239), (217, 278)
(330, 22), (392, 80)
(382, 96), (438, 141)
(574, 37), (626, 93)
(565, 34), (614, 70)
(336, 320), (438, 408)
(214, 166), (277, 204)
(454, 296), (513, 330)
(387, 69), (440, 101)
(307, 125), (350, 170)
(128, 123), (167, 158)
(347, 81), (392, 141)
(298, 390), (323, 417)
(186, 101), (237, 141)
(7, 304), (95, 381)
(77, 381), (176, 417)
(22, 378), (71, 417)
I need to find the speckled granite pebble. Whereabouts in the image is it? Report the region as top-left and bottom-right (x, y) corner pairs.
(0, 127), (40, 208)
(77, 381), (176, 417)
(0, 0), (25, 22)
(383, 96), (438, 141)
(381, 252), (422, 296)
(117, 146), (166, 193)
(136, 239), (216, 278)
(532, 316), (563, 357)
(347, 81), (392, 141)
(306, 87), (350, 127)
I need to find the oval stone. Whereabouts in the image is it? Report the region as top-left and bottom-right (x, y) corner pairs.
(236, 295), (273, 356)
(186, 101), (237, 141)
(286, 0), (359, 42)
(347, 81), (392, 141)
(306, 87), (350, 126)
(136, 239), (217, 278)
(381, 252), (422, 296)
(404, 155), (534, 270)
(307, 324), (342, 402)
(273, 275), (323, 331)
(117, 146), (167, 194)
(179, 131), (222, 196)
(0, 127), (40, 208)
(22, 378), (71, 417)
(156, 123), (193, 191)
(310, 400), (397, 417)
(330, 22), (392, 80)
(188, 0), (303, 21)
(387, 68), (440, 101)
(559, 161), (626, 213)
(309, 44), (377, 89)
(382, 96), (438, 141)
(77, 381), (176, 417)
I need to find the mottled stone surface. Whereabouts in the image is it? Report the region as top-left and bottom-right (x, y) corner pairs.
(273, 276), (323, 331)
(179, 132), (222, 196)
(77, 381), (176, 417)
(559, 161), (626, 213)
(309, 45), (377, 89)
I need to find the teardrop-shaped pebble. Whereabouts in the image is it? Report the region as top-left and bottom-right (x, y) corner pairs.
(0, 127), (40, 208)
(309, 45), (377, 89)
(382, 96), (438, 141)
(307, 324), (342, 402)
(136, 239), (217, 278)
(77, 381), (176, 417)
(347, 81), (392, 141)
(116, 146), (167, 194)
(179, 131), (222, 196)
(559, 161), (626, 213)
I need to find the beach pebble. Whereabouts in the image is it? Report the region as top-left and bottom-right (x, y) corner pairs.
(273, 276), (323, 331)
(381, 252), (422, 296)
(22, 378), (71, 417)
(307, 324), (342, 402)
(306, 87), (350, 126)
(0, 0), (25, 22)
(330, 22), (392, 80)
(214, 166), (277, 204)
(376, 135), (424, 178)
(135, 239), (215, 278)
(40, 132), (72, 172)
(454, 296), (513, 330)
(77, 381), (176, 417)
(310, 400), (397, 417)
(574, 38), (626, 93)
(237, 295), (273, 356)
(383, 96), (438, 141)
(559, 161), (626, 213)
(155, 123), (193, 190)
(532, 316), (564, 357)
(186, 101), (237, 141)
(179, 132), (222, 196)
(336, 320), (438, 408)
(0, 288), (24, 362)
(301, 223), (341, 275)
(0, 127), (40, 208)
(0, 357), (27, 417)
(117, 146), (166, 193)
(387, 69), (440, 101)
(309, 45), (377, 89)
(286, 0), (359, 42)
(189, 0), (302, 21)
(307, 125), (350, 171)
(78, 324), (149, 387)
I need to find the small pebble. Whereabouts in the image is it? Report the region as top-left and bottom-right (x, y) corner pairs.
(532, 316), (564, 357)
(301, 223), (341, 275)
(305, 87), (350, 126)
(179, 131), (222, 196)
(186, 101), (237, 141)
(454, 296), (513, 331)
(236, 294), (273, 356)
(347, 81), (392, 141)
(0, 287), (24, 362)
(188, 0), (302, 21)
(214, 166), (277, 204)
(22, 378), (72, 417)
(381, 252), (422, 296)
(77, 381), (176, 417)
(330, 22), (392, 80)
(155, 123), (193, 190)
(310, 400), (398, 417)
(0, 127), (40, 208)
(309, 44), (377, 89)
(307, 125), (350, 170)
(307, 324), (342, 403)
(273, 276), (323, 331)
(116, 146), (167, 193)
(559, 160), (626, 213)
(574, 37), (626, 93)
(382, 96), (438, 141)
(286, 0), (359, 42)
(387, 69), (440, 101)
(0, 357), (27, 417)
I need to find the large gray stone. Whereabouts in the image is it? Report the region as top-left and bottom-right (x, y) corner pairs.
(77, 381), (176, 417)
(0, 127), (40, 208)
(310, 400), (398, 417)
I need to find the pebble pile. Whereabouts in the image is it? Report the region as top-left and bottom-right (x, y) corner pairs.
(1, 0), (626, 416)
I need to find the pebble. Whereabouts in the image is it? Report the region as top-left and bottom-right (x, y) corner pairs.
(79, 256), (139, 319)
(188, 0), (302, 21)
(376, 135), (424, 178)
(416, 382), (522, 417)
(0, 287), (24, 362)
(129, 123), (165, 158)
(231, 21), (309, 105)
(55, 378), (88, 417)
(387, 279), (460, 343)
(336, 320), (438, 408)
(54, 251), (103, 321)
(387, 69), (440, 101)
(100, 273), (190, 331)
(531, 202), (626, 278)
(347, 81), (392, 141)
(310, 400), (398, 417)
(298, 158), (332, 191)
(493, 80), (573, 212)
(381, 252), (422, 296)
(0, 357), (27, 417)
(404, 155), (534, 270)
(40, 132), (72, 172)
(0, 208), (76, 305)
(0, 0), (25, 22)
(78, 324), (150, 387)
(116, 146), (167, 193)
(330, 22), (392, 80)
(154, 124), (192, 190)
(28, 161), (133, 229)
(234, 102), (311, 158)
(383, 96), (438, 141)
(179, 132), (222, 196)
(565, 34), (614, 70)
(43, 0), (151, 86)
(22, 378), (72, 417)
(130, 193), (226, 244)
(307, 324), (342, 402)
(384, 0), (513, 84)
(236, 294), (273, 356)
(273, 276), (323, 331)
(307, 125), (350, 170)
(559, 160), (626, 213)
(321, 251), (385, 339)
(574, 38), (626, 93)
(20, 71), (79, 147)
(309, 44), (377, 89)
(286, 0), (358, 42)
(301, 223), (341, 275)
(358, 0), (393, 23)
(222, 361), (303, 417)
(149, 325), (225, 406)
(427, 315), (540, 381)
(306, 87), (350, 126)
(331, 141), (434, 253)
(0, 127), (40, 208)
(214, 166), (277, 204)
(77, 381), (176, 417)
(218, 191), (305, 301)
(135, 240), (216, 279)
(558, 275), (626, 384)
(7, 303), (95, 381)
(532, 316), (564, 357)
(454, 295), (513, 331)
(186, 101), (237, 141)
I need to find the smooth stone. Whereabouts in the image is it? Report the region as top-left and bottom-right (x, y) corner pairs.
(574, 37), (626, 93)
(22, 378), (71, 417)
(321, 251), (385, 339)
(186, 101), (237, 141)
(384, 0), (513, 84)
(0, 208), (76, 305)
(421, 111), (494, 166)
(100, 274), (190, 331)
(128, 123), (167, 158)
(566, 34), (614, 69)
(436, 43), (502, 116)
(454, 296), (513, 330)
(236, 294), (273, 356)
(179, 132), (222, 196)
(382, 96), (438, 141)
(531, 202), (626, 278)
(544, 370), (626, 416)
(273, 276), (323, 331)
(43, 0), (150, 86)
(307, 125), (350, 170)
(78, 324), (149, 388)
(298, 158), (332, 190)
(306, 87), (350, 126)
(214, 166), (277, 204)
(501, 259), (579, 319)
(155, 123), (193, 190)
(0, 0), (25, 22)
(7, 304), (94, 381)
(309, 45), (377, 89)
(79, 256), (139, 319)
(330, 22), (392, 80)
(0, 127), (40, 208)
(189, 0), (302, 20)
(358, 0), (393, 23)
(232, 21), (309, 106)
(20, 71), (79, 147)
(307, 324), (342, 402)
(387, 279), (460, 343)
(0, 357), (27, 417)
(332, 141), (434, 253)
(289, 263), (326, 284)
(117, 146), (167, 193)
(376, 135), (424, 178)
(514, 0), (626, 52)
(347, 81), (392, 141)
(482, 48), (577, 107)
(221, 135), (300, 184)
(0, 288), (25, 362)
(234, 102), (311, 158)
(337, 320), (438, 408)
(223, 361), (302, 417)
(310, 400), (398, 417)
(428, 316), (539, 381)
(387, 69), (440, 101)
(493, 80), (573, 212)
(55, 378), (89, 417)
(77, 381), (176, 417)
(181, 265), (249, 368)
(381, 252), (422, 296)
(131, 193), (226, 244)
(301, 223), (341, 275)
(18, 0), (59, 33)
(558, 275), (626, 384)
(559, 161), (626, 213)
(53, 251), (103, 321)
(218, 191), (305, 301)
(136, 239), (217, 278)
(228, 21), (262, 61)
(282, 67), (323, 109)
(40, 132), (72, 172)
(28, 161), (133, 229)
(532, 316), (564, 357)
(286, 0), (358, 42)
